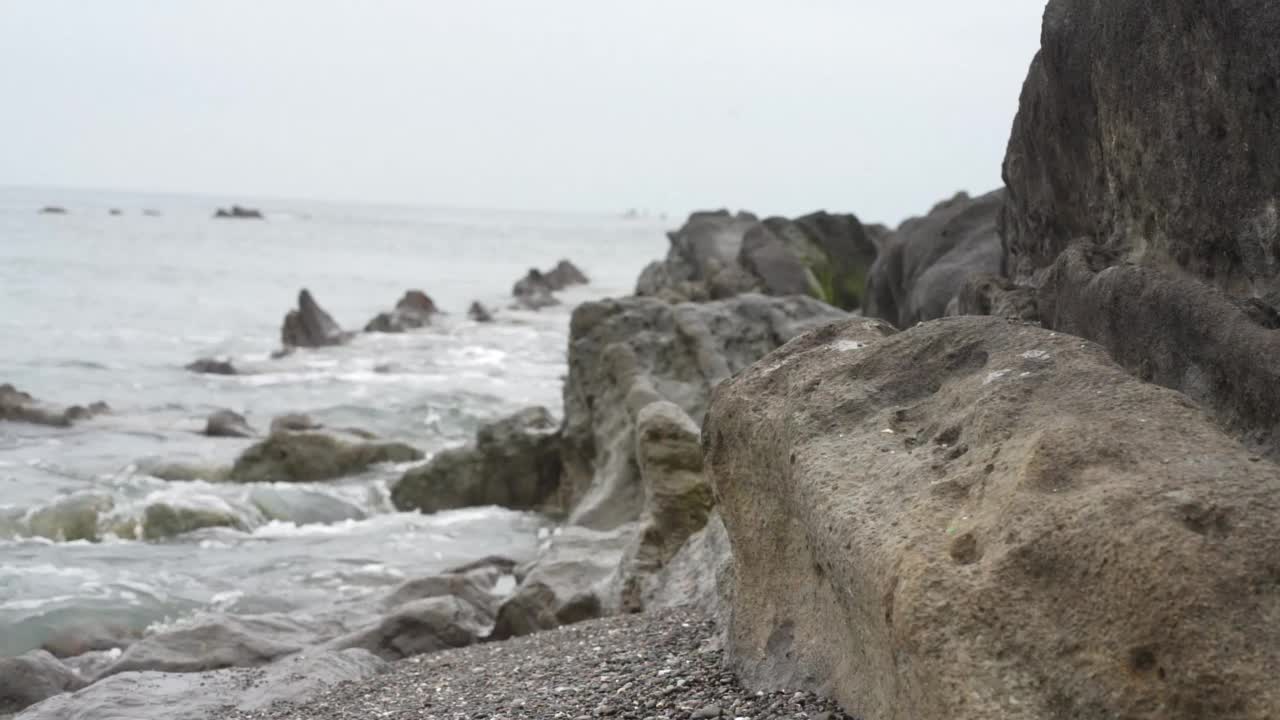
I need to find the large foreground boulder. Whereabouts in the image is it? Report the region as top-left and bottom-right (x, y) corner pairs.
(230, 432), (422, 483)
(0, 384), (108, 428)
(0, 651), (86, 715)
(864, 189), (1004, 328)
(280, 289), (349, 348)
(364, 290), (439, 333)
(391, 407), (562, 514)
(637, 210), (879, 310)
(17, 650), (385, 720)
(561, 294), (845, 529)
(706, 315), (1280, 720)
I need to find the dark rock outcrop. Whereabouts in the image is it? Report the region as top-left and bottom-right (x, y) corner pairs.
(391, 407), (562, 515)
(561, 294), (845, 530)
(1, 384), (108, 428)
(864, 190), (1004, 328)
(468, 301), (495, 323)
(229, 432), (422, 483)
(38, 206), (68, 215)
(545, 260), (589, 289)
(204, 409), (255, 438)
(213, 205), (264, 220)
(706, 315), (1280, 720)
(636, 210), (879, 310)
(512, 259), (590, 310)
(280, 289), (350, 348)
(0, 650), (86, 715)
(364, 290), (440, 333)
(185, 358), (237, 375)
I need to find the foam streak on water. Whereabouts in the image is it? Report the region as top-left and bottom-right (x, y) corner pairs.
(0, 186), (665, 657)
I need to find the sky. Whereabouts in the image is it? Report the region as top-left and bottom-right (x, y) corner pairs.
(0, 1), (1047, 225)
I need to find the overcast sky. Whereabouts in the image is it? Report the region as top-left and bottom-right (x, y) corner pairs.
(0, 2), (1046, 225)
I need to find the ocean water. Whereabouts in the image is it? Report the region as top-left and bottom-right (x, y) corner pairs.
(0, 186), (666, 657)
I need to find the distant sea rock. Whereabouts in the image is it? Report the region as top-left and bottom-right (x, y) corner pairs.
(185, 358), (237, 375)
(512, 259), (590, 310)
(364, 290), (439, 333)
(213, 205), (265, 220)
(38, 206), (68, 215)
(467, 301), (494, 323)
(280, 289), (351, 349)
(0, 384), (108, 428)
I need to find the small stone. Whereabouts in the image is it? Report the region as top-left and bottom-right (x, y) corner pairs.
(692, 706), (722, 719)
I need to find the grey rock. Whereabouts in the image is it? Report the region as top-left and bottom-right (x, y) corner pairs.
(38, 206), (68, 215)
(0, 651), (86, 715)
(0, 384), (108, 428)
(280, 289), (349, 348)
(327, 594), (493, 661)
(706, 315), (1280, 719)
(204, 409), (255, 438)
(864, 189), (1004, 329)
(544, 259), (590, 290)
(364, 290), (439, 333)
(739, 211), (879, 310)
(17, 649), (385, 720)
(646, 511), (732, 628)
(229, 432), (422, 483)
(268, 412), (321, 434)
(213, 205), (264, 220)
(467, 301), (495, 323)
(391, 406), (561, 514)
(185, 358), (237, 375)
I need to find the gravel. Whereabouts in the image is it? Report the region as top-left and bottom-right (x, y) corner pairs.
(215, 609), (854, 720)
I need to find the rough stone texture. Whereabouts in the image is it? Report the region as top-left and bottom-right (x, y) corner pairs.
(612, 401), (715, 612)
(18, 650), (386, 720)
(706, 315), (1280, 720)
(391, 407), (562, 515)
(363, 290), (439, 333)
(185, 358), (237, 375)
(1001, 0), (1280, 304)
(1040, 244), (1280, 458)
(96, 615), (319, 677)
(0, 384), (108, 428)
(490, 525), (633, 641)
(951, 272), (1040, 322)
(229, 433), (422, 483)
(635, 210), (761, 301)
(204, 410), (255, 438)
(561, 294), (845, 530)
(267, 413), (321, 434)
(211, 611), (852, 720)
(327, 594), (494, 661)
(0, 651), (87, 716)
(646, 511), (733, 628)
(865, 189), (1004, 329)
(467, 301), (494, 323)
(280, 289), (349, 348)
(381, 558), (512, 612)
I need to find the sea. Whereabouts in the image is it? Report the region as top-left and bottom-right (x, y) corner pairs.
(0, 186), (667, 658)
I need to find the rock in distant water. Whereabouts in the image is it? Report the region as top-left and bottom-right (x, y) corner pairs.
(0, 384), (108, 428)
(269, 412), (321, 434)
(0, 650), (86, 715)
(864, 189), (1004, 328)
(645, 511), (732, 626)
(637, 210), (879, 310)
(467, 301), (494, 323)
(142, 209), (162, 217)
(18, 649), (386, 720)
(37, 206), (67, 215)
(185, 358), (237, 375)
(391, 407), (562, 515)
(544, 259), (589, 289)
(229, 432), (422, 483)
(108, 208), (122, 216)
(363, 290), (439, 333)
(203, 409), (255, 438)
(511, 259), (589, 310)
(213, 205), (264, 220)
(280, 289), (350, 348)
(705, 315), (1280, 720)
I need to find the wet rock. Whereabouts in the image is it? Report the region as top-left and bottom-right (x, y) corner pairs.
(328, 595), (493, 661)
(213, 205), (264, 220)
(96, 615), (311, 677)
(25, 494), (114, 542)
(138, 462), (230, 483)
(140, 503), (245, 540)
(561, 294), (845, 530)
(544, 259), (590, 289)
(364, 290), (440, 333)
(512, 269), (562, 310)
(18, 649), (386, 720)
(38, 206), (68, 215)
(0, 384), (109, 428)
(490, 525), (634, 640)
(268, 412), (321, 434)
(204, 409), (255, 438)
(142, 209), (162, 217)
(706, 315), (1280, 719)
(108, 208), (122, 216)
(185, 358), (237, 375)
(280, 289), (350, 348)
(468, 301), (495, 323)
(382, 557), (512, 612)
(229, 432), (422, 483)
(864, 189), (1003, 328)
(0, 650), (86, 715)
(391, 407), (562, 515)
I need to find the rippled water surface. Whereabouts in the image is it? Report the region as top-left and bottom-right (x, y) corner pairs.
(0, 186), (665, 656)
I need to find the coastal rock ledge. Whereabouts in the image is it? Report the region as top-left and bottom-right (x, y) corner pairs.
(706, 315), (1280, 720)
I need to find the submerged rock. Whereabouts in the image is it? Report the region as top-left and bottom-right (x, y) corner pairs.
(203, 409), (255, 438)
(364, 290), (440, 333)
(229, 432), (422, 483)
(864, 189), (1004, 328)
(1, 384), (108, 428)
(268, 412), (321, 434)
(467, 301), (494, 323)
(280, 289), (350, 348)
(391, 407), (562, 515)
(0, 650), (86, 715)
(18, 649), (385, 720)
(213, 205), (264, 220)
(184, 358), (237, 375)
(706, 315), (1280, 719)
